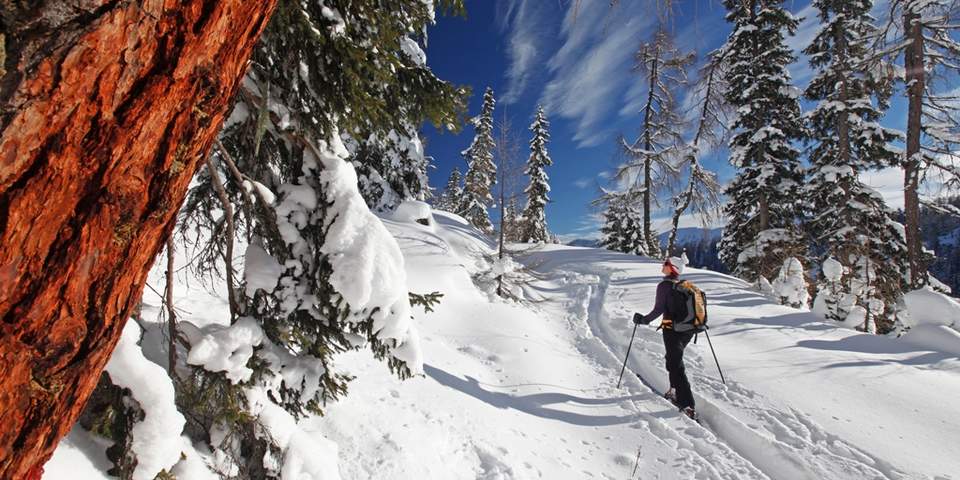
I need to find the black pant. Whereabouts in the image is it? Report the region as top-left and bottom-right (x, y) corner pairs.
(663, 329), (695, 409)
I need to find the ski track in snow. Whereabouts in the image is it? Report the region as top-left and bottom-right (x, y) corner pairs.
(532, 258), (909, 480)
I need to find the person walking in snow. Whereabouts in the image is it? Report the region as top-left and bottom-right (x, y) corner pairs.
(633, 257), (697, 420)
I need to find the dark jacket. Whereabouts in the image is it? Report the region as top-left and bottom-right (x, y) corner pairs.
(634, 278), (677, 325)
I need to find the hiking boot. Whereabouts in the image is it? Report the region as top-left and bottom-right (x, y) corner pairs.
(663, 388), (678, 405)
(681, 407), (698, 421)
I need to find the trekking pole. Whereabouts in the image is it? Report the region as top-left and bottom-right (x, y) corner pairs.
(631, 446), (642, 477)
(617, 322), (639, 388)
(703, 328), (726, 385)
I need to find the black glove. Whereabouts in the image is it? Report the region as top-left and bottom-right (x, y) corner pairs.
(633, 312), (645, 325)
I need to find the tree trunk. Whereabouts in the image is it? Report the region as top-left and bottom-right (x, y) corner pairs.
(642, 49), (659, 253)
(903, 6), (924, 287)
(0, 1), (277, 478)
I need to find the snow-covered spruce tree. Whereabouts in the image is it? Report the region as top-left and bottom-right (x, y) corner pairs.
(436, 167), (465, 213)
(172, 1), (467, 476)
(804, 0), (909, 332)
(772, 257), (810, 308)
(520, 106), (554, 243)
(460, 87), (498, 233)
(619, 27), (693, 254)
(717, 0), (807, 282)
(813, 257), (851, 322)
(600, 192), (648, 256)
(878, 0), (960, 287)
(667, 49), (727, 255)
(503, 196), (523, 242)
(347, 124), (434, 213)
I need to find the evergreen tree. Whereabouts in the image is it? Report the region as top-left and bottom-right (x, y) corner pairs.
(600, 192), (648, 256)
(619, 27), (693, 254)
(436, 167), (464, 213)
(813, 257), (851, 322)
(349, 125), (434, 212)
(460, 87), (498, 233)
(520, 106), (554, 243)
(772, 257), (810, 308)
(176, 1), (468, 474)
(803, 0), (908, 332)
(503, 196), (523, 242)
(717, 0), (807, 282)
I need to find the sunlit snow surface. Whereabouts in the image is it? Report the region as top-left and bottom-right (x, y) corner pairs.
(48, 210), (960, 479)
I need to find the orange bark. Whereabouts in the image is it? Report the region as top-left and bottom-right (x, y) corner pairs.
(0, 1), (277, 477)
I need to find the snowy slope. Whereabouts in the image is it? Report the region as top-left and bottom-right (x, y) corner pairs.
(47, 209), (960, 479)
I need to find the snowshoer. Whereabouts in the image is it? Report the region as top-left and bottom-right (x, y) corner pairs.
(633, 257), (698, 420)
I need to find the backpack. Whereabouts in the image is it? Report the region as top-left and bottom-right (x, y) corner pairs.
(667, 280), (707, 333)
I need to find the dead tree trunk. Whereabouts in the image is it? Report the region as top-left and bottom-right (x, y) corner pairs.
(0, 1), (277, 478)
(903, 7), (924, 287)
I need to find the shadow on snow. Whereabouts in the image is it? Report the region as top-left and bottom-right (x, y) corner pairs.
(424, 364), (647, 427)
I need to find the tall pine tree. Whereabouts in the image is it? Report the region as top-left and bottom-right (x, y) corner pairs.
(717, 0), (807, 283)
(804, 0), (908, 332)
(460, 87), (498, 233)
(520, 106), (554, 243)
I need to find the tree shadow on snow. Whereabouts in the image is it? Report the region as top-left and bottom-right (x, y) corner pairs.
(716, 311), (833, 336)
(794, 336), (956, 368)
(424, 364), (647, 426)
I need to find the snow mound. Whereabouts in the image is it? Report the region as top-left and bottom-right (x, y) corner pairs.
(903, 287), (960, 329)
(105, 322), (186, 480)
(245, 388), (341, 480)
(901, 325), (960, 357)
(390, 200), (434, 228)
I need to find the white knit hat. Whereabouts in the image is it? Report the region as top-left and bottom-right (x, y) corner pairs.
(664, 256), (685, 276)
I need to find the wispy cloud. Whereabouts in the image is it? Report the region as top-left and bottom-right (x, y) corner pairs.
(497, 0), (559, 104)
(574, 177), (593, 188)
(539, 0), (656, 147)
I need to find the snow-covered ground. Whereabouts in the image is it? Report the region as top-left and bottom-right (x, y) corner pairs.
(48, 209), (960, 479)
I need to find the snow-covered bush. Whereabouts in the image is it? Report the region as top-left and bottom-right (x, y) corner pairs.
(732, 228), (807, 284)
(813, 257), (848, 322)
(108, 323), (186, 480)
(474, 253), (528, 302)
(812, 255), (910, 333)
(756, 275), (776, 297)
(76, 322), (206, 480)
(772, 257), (809, 308)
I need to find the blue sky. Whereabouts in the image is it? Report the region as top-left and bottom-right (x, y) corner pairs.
(421, 0), (922, 241)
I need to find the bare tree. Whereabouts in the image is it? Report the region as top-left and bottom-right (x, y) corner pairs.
(494, 112), (524, 296)
(877, 0), (960, 286)
(666, 49), (728, 255)
(619, 26), (693, 255)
